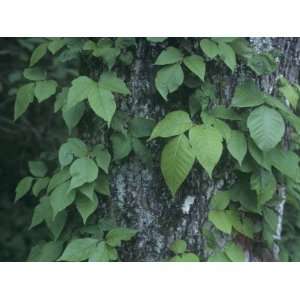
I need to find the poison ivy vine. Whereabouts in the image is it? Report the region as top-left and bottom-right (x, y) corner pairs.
(14, 37), (300, 261)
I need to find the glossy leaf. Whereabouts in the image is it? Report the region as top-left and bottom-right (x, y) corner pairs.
(226, 130), (247, 165)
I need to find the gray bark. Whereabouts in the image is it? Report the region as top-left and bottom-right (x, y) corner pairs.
(89, 38), (300, 261)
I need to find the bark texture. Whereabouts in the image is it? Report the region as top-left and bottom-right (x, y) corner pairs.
(91, 38), (300, 261)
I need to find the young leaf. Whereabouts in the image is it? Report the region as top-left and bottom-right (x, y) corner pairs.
(155, 64), (184, 100)
(218, 42), (236, 72)
(149, 110), (193, 140)
(28, 160), (47, 177)
(34, 80), (57, 102)
(189, 125), (223, 178)
(99, 72), (130, 95)
(14, 83), (35, 120)
(232, 80), (265, 107)
(183, 55), (206, 81)
(226, 130), (247, 165)
(15, 176), (34, 202)
(66, 76), (95, 109)
(69, 158), (99, 190)
(106, 227), (138, 247)
(58, 238), (98, 262)
(200, 39), (219, 59)
(155, 47), (183, 65)
(88, 85), (116, 125)
(247, 105), (285, 152)
(208, 210), (232, 234)
(88, 241), (111, 262)
(169, 240), (187, 254)
(161, 134), (195, 196)
(30, 43), (48, 67)
(47, 168), (71, 194)
(76, 193), (98, 224)
(49, 180), (76, 218)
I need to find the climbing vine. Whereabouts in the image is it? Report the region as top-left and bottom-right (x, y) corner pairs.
(14, 37), (300, 261)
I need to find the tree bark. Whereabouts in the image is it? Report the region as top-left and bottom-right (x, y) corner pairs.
(89, 38), (300, 261)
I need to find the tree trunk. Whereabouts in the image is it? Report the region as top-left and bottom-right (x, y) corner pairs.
(87, 38), (300, 261)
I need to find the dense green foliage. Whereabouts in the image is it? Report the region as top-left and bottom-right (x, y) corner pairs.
(3, 37), (300, 261)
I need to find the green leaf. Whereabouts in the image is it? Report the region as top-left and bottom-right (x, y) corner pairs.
(169, 240), (187, 254)
(14, 83), (35, 120)
(232, 80), (265, 107)
(248, 139), (271, 171)
(95, 175), (110, 196)
(88, 241), (112, 262)
(247, 105), (285, 152)
(269, 148), (300, 179)
(99, 72), (130, 95)
(48, 38), (66, 54)
(224, 242), (245, 262)
(23, 67), (47, 81)
(155, 64), (184, 100)
(200, 39), (219, 59)
(183, 55), (206, 81)
(110, 132), (132, 160)
(161, 134), (195, 196)
(189, 125), (223, 177)
(32, 177), (49, 197)
(92, 144), (111, 174)
(58, 138), (88, 167)
(47, 168), (71, 194)
(76, 193), (98, 224)
(49, 180), (76, 218)
(155, 47), (183, 65)
(208, 251), (230, 262)
(208, 210), (232, 234)
(58, 238), (98, 262)
(45, 209), (67, 240)
(226, 130), (247, 165)
(67, 76), (95, 109)
(28, 241), (64, 262)
(146, 37), (167, 43)
(279, 79), (299, 110)
(218, 42), (236, 72)
(210, 190), (230, 210)
(88, 85), (116, 125)
(250, 169), (276, 206)
(247, 53), (277, 76)
(28, 160), (47, 177)
(149, 110), (193, 140)
(62, 102), (85, 132)
(69, 158), (99, 190)
(129, 117), (156, 138)
(54, 88), (67, 113)
(210, 105), (242, 121)
(15, 176), (34, 202)
(30, 42), (48, 67)
(106, 227), (138, 247)
(79, 183), (95, 201)
(132, 138), (152, 165)
(34, 80), (57, 102)
(170, 253), (199, 262)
